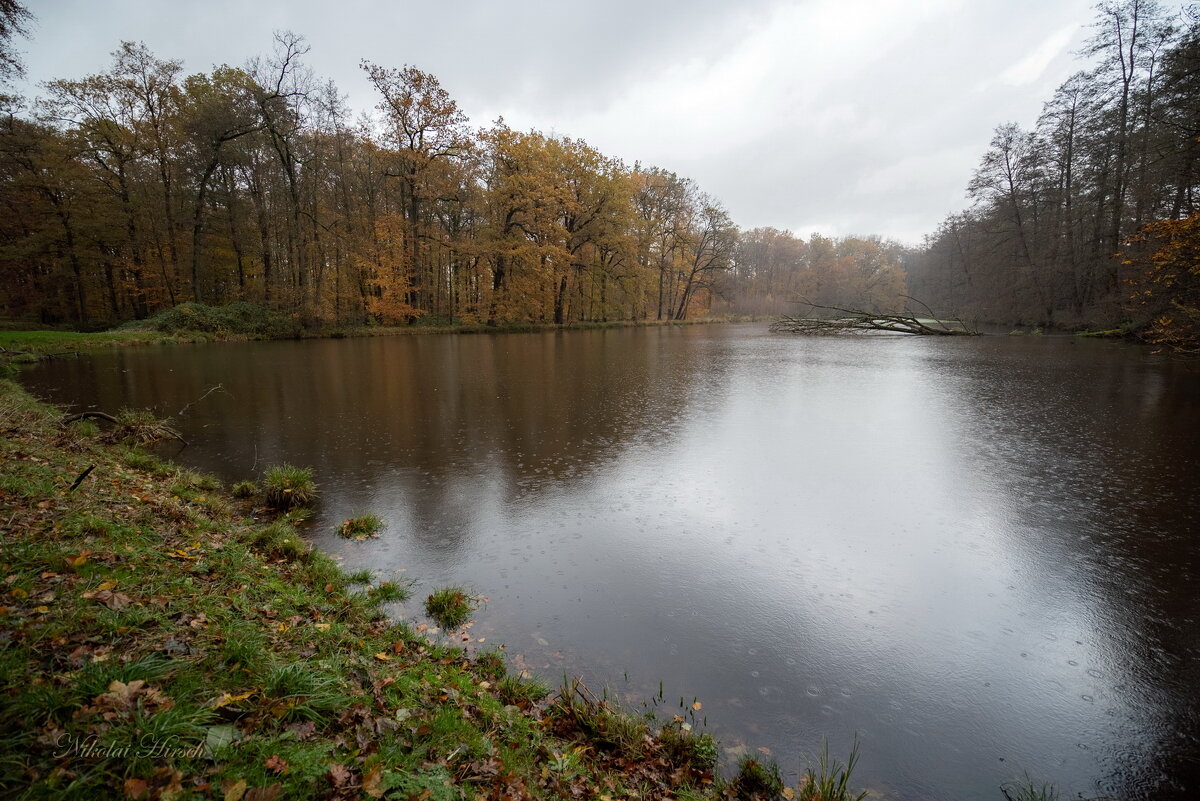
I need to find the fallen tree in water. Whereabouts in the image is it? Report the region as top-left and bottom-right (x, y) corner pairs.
(770, 299), (979, 336)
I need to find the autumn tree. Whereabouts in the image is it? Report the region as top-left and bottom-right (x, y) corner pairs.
(362, 61), (471, 320)
(1124, 212), (1200, 352)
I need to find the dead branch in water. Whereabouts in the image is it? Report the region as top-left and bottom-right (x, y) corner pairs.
(770, 298), (978, 336)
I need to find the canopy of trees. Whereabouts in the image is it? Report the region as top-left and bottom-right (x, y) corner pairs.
(909, 1), (1200, 336)
(0, 32), (913, 329)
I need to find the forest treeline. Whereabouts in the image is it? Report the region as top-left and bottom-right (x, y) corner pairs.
(1, 1), (1198, 347)
(909, 0), (1200, 336)
(0, 29), (907, 330)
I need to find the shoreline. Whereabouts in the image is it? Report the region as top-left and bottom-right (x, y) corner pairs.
(0, 315), (761, 368)
(0, 377), (738, 799)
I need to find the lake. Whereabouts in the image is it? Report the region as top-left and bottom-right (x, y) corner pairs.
(22, 323), (1200, 800)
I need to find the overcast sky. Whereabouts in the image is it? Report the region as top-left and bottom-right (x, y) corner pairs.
(16, 0), (1100, 244)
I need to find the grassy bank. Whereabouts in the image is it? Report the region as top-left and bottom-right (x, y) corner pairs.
(0, 303), (750, 366)
(0, 379), (800, 800)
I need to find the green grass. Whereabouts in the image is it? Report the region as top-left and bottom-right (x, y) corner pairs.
(0, 328), (179, 354)
(728, 755), (784, 800)
(231, 479), (259, 498)
(424, 586), (475, 629)
(336, 513), (384, 539)
(363, 580), (410, 605)
(798, 737), (867, 801)
(262, 463), (317, 510)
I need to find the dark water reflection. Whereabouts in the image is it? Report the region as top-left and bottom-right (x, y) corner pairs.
(22, 325), (1200, 800)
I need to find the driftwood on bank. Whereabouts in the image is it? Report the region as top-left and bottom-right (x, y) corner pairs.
(770, 299), (978, 336)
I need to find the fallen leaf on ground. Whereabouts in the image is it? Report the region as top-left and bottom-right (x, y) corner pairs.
(326, 763), (352, 788)
(363, 764), (385, 798)
(221, 779), (247, 801)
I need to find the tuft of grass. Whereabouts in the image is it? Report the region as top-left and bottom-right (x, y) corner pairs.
(797, 737), (867, 801)
(231, 479), (259, 498)
(729, 755), (784, 800)
(474, 650), (507, 681)
(1001, 776), (1061, 801)
(262, 463), (317, 510)
(658, 723), (718, 775)
(547, 678), (649, 759)
(107, 407), (181, 446)
(248, 520), (310, 561)
(336, 513), (383, 539)
(497, 674), (551, 708)
(365, 581), (410, 604)
(260, 662), (349, 723)
(217, 621), (270, 673)
(424, 586), (474, 629)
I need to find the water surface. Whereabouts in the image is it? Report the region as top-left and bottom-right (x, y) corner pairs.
(23, 325), (1200, 800)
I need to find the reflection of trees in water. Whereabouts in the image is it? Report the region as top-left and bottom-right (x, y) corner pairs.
(937, 339), (1200, 798)
(24, 326), (729, 558)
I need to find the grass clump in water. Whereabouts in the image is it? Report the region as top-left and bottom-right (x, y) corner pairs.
(797, 737), (867, 801)
(497, 674), (551, 708)
(1001, 776), (1061, 801)
(364, 581), (410, 605)
(262, 463), (316, 510)
(337, 513), (383, 539)
(424, 586), (474, 629)
(659, 722), (718, 775)
(728, 755), (784, 800)
(231, 479), (259, 498)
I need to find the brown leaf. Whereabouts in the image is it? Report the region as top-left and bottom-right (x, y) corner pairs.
(264, 755), (288, 775)
(284, 720), (316, 740)
(92, 589), (132, 611)
(244, 785), (282, 801)
(123, 777), (149, 799)
(92, 680), (173, 717)
(326, 763), (352, 788)
(363, 763), (385, 798)
(149, 767), (184, 800)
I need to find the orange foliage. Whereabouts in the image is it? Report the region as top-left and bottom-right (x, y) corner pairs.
(364, 215), (424, 325)
(1125, 213), (1200, 354)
